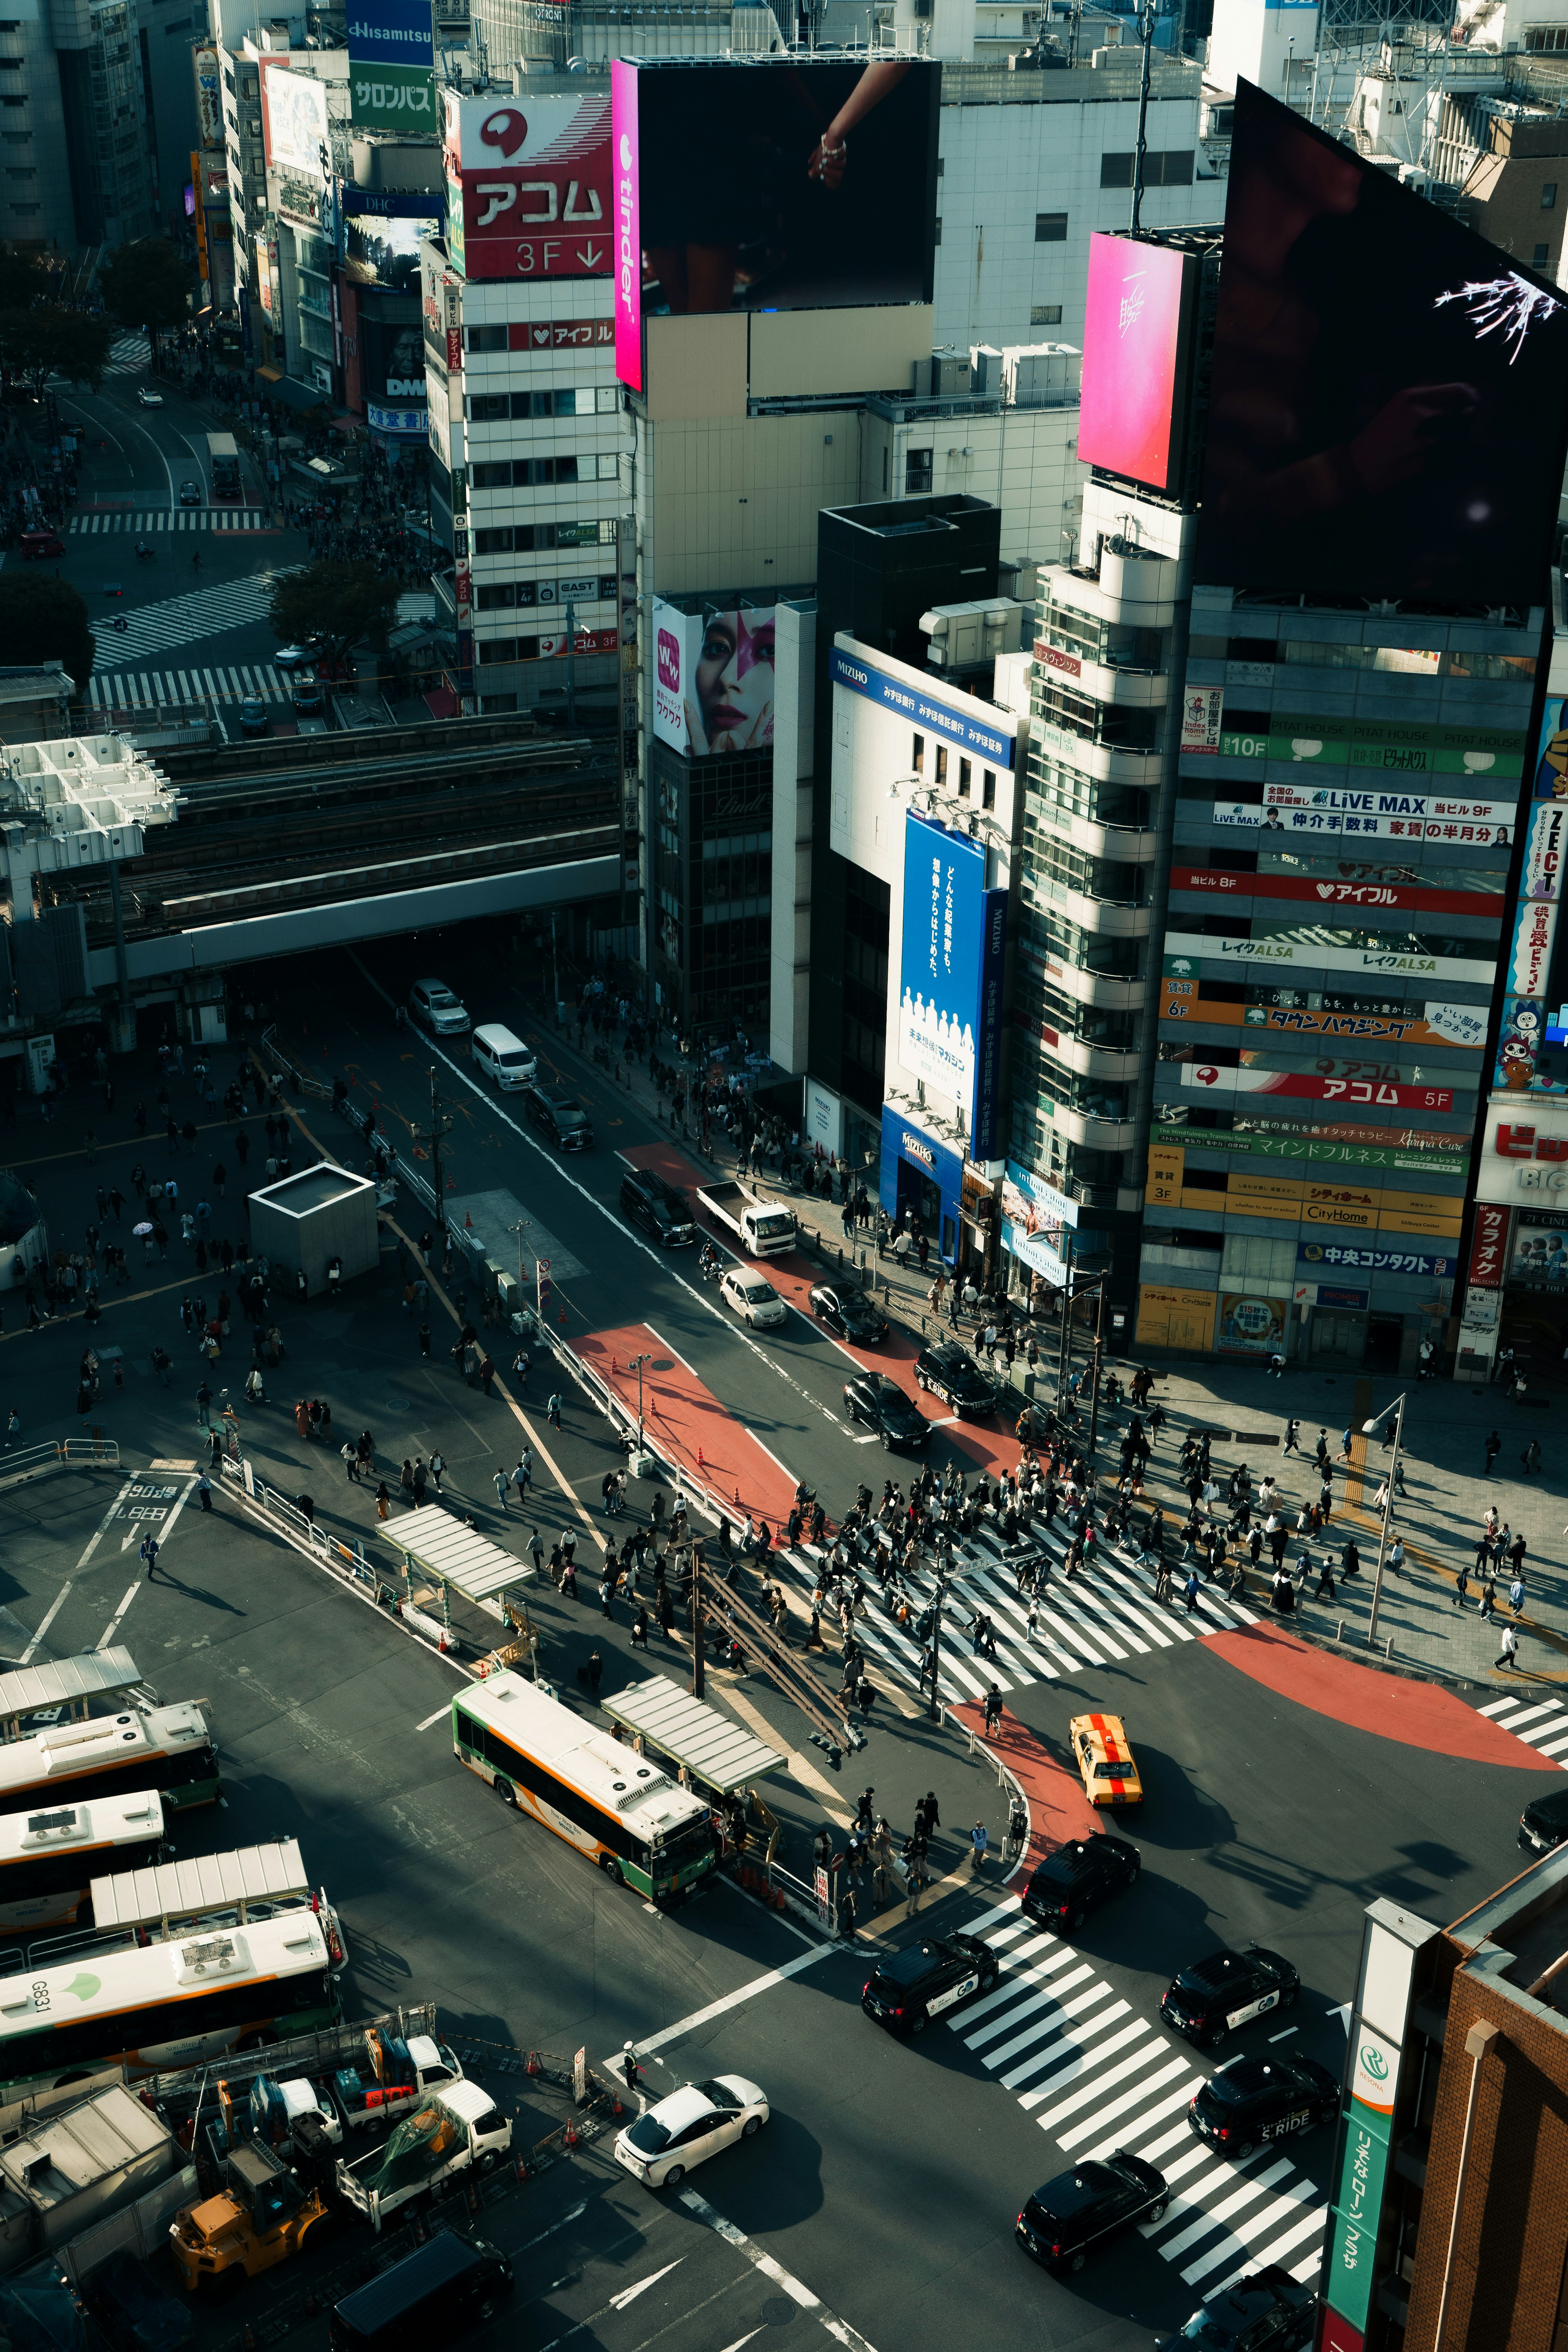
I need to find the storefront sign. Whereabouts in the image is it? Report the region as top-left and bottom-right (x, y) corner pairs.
(1159, 978), (1487, 1048)
(878, 1105), (963, 1236)
(1136, 1285), (1216, 1351)
(1316, 1285), (1370, 1310)
(1214, 801), (1515, 844)
(1001, 1159), (1079, 1231)
(441, 89), (610, 278)
(1180, 1066), (1455, 1112)
(1035, 640), (1081, 679)
(831, 647), (1017, 770)
(1205, 710), (1526, 778)
(1217, 1293), (1287, 1355)
(1171, 866), (1503, 918)
(804, 1078), (842, 1158)
(1298, 1243), (1456, 1275)
(508, 316), (615, 349)
(1165, 934), (1495, 984)
(1180, 685), (1223, 755)
(1468, 1202), (1511, 1286)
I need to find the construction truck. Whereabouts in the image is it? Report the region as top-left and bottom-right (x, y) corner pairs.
(334, 2080), (510, 2233)
(168, 2138), (334, 2295)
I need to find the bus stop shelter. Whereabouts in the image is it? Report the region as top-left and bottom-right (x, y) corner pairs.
(387, 1513), (536, 1648)
(603, 1676), (782, 1798)
(0, 1647), (144, 1741)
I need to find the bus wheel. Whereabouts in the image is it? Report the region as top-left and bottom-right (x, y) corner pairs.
(601, 1857), (624, 1885)
(494, 1779), (517, 1808)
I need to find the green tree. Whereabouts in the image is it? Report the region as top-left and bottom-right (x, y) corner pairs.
(0, 307), (112, 394)
(0, 576), (93, 694)
(267, 560), (401, 668)
(0, 252), (46, 312)
(97, 239), (191, 359)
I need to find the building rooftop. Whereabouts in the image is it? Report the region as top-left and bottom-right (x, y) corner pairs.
(1445, 1840), (1568, 2033)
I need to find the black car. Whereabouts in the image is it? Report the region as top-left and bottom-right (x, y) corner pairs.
(523, 1087), (594, 1151)
(1519, 1784), (1568, 1853)
(1015, 2151), (1168, 2276)
(1022, 1833), (1140, 1933)
(861, 1933), (998, 2033)
(913, 1340), (1002, 1418)
(1161, 1947), (1300, 2051)
(809, 1282), (889, 1344)
(1153, 2264), (1316, 2352)
(842, 1373), (929, 1450)
(620, 1166), (695, 1245)
(1188, 2054), (1339, 2159)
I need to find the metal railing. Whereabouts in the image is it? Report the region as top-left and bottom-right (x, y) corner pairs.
(0, 1437), (120, 1491)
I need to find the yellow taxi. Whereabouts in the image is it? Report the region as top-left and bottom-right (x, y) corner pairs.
(1069, 1712), (1144, 1809)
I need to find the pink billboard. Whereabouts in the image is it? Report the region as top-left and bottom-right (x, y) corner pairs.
(611, 60), (641, 392)
(1077, 232), (1192, 493)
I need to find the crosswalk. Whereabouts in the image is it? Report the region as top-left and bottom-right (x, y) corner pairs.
(71, 509), (267, 534)
(104, 333), (149, 376)
(89, 571), (290, 663)
(1478, 1692), (1568, 1763)
(951, 1897), (1327, 2294)
(771, 1516), (1257, 1708)
(89, 663), (294, 711)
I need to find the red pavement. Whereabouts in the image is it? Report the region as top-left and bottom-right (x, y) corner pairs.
(952, 1701), (1099, 1882)
(577, 1319), (801, 1528)
(617, 1145), (1019, 1479)
(1207, 1623), (1562, 1768)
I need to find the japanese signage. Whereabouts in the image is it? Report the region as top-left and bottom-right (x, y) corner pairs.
(1179, 684), (1223, 755)
(1171, 865), (1503, 919)
(349, 0), (435, 132)
(1201, 710), (1526, 778)
(1158, 1123), (1467, 1178)
(508, 316), (615, 350)
(1159, 978), (1487, 1048)
(1000, 1159), (1075, 1283)
(1180, 1065), (1455, 1112)
(1217, 1293), (1287, 1355)
(1477, 1114), (1568, 1203)
(1035, 640), (1082, 680)
(193, 44), (223, 148)
(1468, 1202), (1511, 1287)
(898, 812), (1008, 1160)
(1492, 697), (1568, 1093)
(1297, 1243), (1457, 1275)
(832, 645), (1017, 769)
(1165, 934), (1495, 984)
(1214, 800), (1515, 844)
(443, 89), (610, 281)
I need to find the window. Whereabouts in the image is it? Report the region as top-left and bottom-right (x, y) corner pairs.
(1528, 20), (1568, 45)
(912, 732), (924, 775)
(1030, 303), (1062, 325)
(466, 324), (506, 353)
(596, 452), (619, 480)
(473, 527), (512, 554)
(958, 757), (971, 798)
(467, 393), (508, 421)
(1034, 211), (1067, 241)
(935, 744), (948, 785)
(905, 447), (933, 493)
(1100, 149), (1194, 187)
(934, 217), (941, 244)
(476, 583), (515, 610)
(982, 770), (996, 811)
(471, 462), (512, 489)
(1535, 243), (1550, 264)
(468, 457), (582, 489)
(1545, 183), (1559, 207)
(5, 165), (31, 176)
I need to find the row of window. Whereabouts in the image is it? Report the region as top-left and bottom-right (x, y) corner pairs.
(1026, 763), (1150, 831)
(1033, 679), (1160, 755)
(1189, 634), (1537, 683)
(477, 635), (615, 664)
(909, 733), (998, 806)
(466, 386), (618, 421)
(471, 455), (621, 489)
(472, 521), (617, 553)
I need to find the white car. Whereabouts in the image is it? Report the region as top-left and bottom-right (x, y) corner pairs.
(136, 387), (163, 408)
(612, 2075), (769, 2189)
(720, 1267), (786, 1328)
(408, 977), (470, 1036)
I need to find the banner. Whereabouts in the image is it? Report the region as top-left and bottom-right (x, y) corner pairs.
(1199, 708), (1526, 776)
(349, 0), (435, 132)
(898, 813), (1008, 1158)
(1214, 801), (1516, 844)
(1159, 978), (1488, 1048)
(1164, 933), (1496, 984)
(1179, 685), (1223, 755)
(651, 602), (775, 757)
(1468, 1202), (1510, 1287)
(258, 58), (329, 177)
(832, 646), (1017, 769)
(1491, 698), (1568, 1091)
(1179, 1065), (1456, 1112)
(1217, 1294), (1287, 1355)
(441, 89), (610, 281)
(1171, 865), (1503, 918)
(1298, 1242), (1457, 1276)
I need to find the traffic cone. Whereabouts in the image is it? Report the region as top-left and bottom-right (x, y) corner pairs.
(516, 2156), (532, 2182)
(611, 2091), (623, 2116)
(563, 2119), (579, 2150)
(467, 2179), (481, 2213)
(465, 1211), (472, 1227)
(526, 2051), (541, 2075)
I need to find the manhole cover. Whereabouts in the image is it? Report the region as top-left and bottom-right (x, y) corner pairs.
(761, 2301), (795, 2327)
(650, 1359), (675, 1372)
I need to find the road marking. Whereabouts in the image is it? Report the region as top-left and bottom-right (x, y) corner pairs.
(623, 1945), (832, 2065)
(20, 1582), (72, 1668)
(642, 1320), (696, 1379)
(850, 1434), (878, 1446)
(610, 2261), (684, 2311)
(717, 2335), (763, 2352)
(416, 1702), (450, 1731)
(678, 2189), (879, 2352)
(98, 1583), (140, 1648)
(929, 1414), (960, 1430)
(518, 2201), (588, 2251)
(65, 1478), (136, 1588)
(1268, 2027), (1297, 2043)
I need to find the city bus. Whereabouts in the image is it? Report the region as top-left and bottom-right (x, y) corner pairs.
(0, 1705), (218, 1815)
(0, 1910), (340, 2102)
(0, 1791), (166, 1940)
(452, 1673), (717, 1903)
(206, 430), (241, 500)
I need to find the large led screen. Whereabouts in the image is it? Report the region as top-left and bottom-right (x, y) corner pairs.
(1197, 79), (1568, 606)
(612, 58), (938, 388)
(899, 812), (1008, 1159)
(651, 601), (776, 757)
(1078, 233), (1193, 492)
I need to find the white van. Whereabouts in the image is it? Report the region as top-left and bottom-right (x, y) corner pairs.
(471, 1024), (537, 1090)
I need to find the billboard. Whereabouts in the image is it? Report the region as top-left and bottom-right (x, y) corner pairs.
(441, 91), (610, 283)
(1198, 79), (1568, 605)
(650, 603), (776, 757)
(1078, 233), (1194, 494)
(1492, 693), (1568, 1093)
(258, 60), (330, 179)
(193, 45), (223, 149)
(611, 58), (939, 388)
(898, 811), (1008, 1157)
(348, 0), (435, 133)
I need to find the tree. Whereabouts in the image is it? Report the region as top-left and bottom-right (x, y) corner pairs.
(0, 577), (93, 694)
(97, 239), (191, 359)
(0, 251), (46, 312)
(0, 306), (111, 394)
(268, 561), (402, 668)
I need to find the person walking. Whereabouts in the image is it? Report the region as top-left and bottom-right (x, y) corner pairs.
(196, 1470), (213, 1512)
(429, 1450), (445, 1493)
(1523, 1439), (1543, 1475)
(196, 1379), (212, 1429)
(1496, 1621), (1520, 1672)
(970, 1819), (989, 1871)
(1510, 1572), (1527, 1617)
(1283, 1417), (1301, 1457)
(492, 1466), (508, 1510)
(139, 1533), (160, 1579)
(838, 1884), (858, 1942)
(342, 1441), (359, 1483)
(1484, 1430), (1501, 1474)
(418, 1321), (431, 1359)
(547, 1391), (562, 1429)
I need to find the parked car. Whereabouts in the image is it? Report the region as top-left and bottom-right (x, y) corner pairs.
(620, 1166), (696, 1246)
(841, 1372), (929, 1450)
(408, 978), (471, 1036)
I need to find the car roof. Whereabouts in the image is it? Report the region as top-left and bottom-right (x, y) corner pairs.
(647, 2083), (719, 2134)
(1180, 1948), (1254, 1989)
(875, 1938), (956, 1986)
(1031, 2161), (1121, 2217)
(1528, 1787), (1568, 1826)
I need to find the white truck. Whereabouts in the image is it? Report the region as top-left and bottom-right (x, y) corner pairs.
(333, 2079), (510, 2232)
(697, 1180), (797, 1259)
(255, 2032), (466, 2147)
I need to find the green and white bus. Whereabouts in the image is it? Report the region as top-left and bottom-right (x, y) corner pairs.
(0, 1791), (166, 1940)
(0, 1705), (219, 1815)
(452, 1673), (717, 1903)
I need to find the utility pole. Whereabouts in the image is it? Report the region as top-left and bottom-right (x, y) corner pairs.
(1055, 1227), (1076, 1417)
(628, 1352), (650, 1455)
(1363, 1393), (1406, 1650)
(418, 1069), (454, 1238)
(1086, 1278), (1107, 1468)
(927, 1559), (946, 1722)
(565, 598), (577, 731)
(1130, 0), (1156, 233)
(690, 1541), (705, 1699)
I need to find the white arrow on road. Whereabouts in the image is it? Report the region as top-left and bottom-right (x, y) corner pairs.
(608, 2260), (684, 2311)
(1330, 2003), (1353, 2032)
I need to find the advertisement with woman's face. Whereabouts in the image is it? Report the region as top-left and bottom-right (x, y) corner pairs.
(651, 600), (775, 757)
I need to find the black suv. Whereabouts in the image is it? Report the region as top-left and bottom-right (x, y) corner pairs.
(1161, 1947), (1300, 2051)
(1520, 1784), (1568, 1854)
(808, 1283), (889, 1344)
(842, 1373), (929, 1450)
(1188, 2054), (1339, 2160)
(861, 1933), (998, 2034)
(1153, 2265), (1316, 2352)
(1015, 2151), (1168, 2276)
(620, 1166), (695, 1245)
(913, 1341), (1001, 1418)
(1022, 1833), (1140, 1933)
(523, 1087), (594, 1152)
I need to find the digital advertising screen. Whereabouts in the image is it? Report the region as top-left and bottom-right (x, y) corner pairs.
(441, 90), (610, 283)
(611, 57), (938, 388)
(1078, 232), (1194, 493)
(899, 811), (1007, 1157)
(650, 601), (777, 757)
(1197, 79), (1568, 605)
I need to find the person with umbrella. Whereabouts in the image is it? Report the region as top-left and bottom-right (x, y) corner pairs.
(133, 1218), (155, 1264)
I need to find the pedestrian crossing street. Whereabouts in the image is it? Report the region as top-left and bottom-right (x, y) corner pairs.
(951, 1896), (1327, 2293)
(89, 571), (289, 664)
(89, 664), (294, 711)
(771, 1515), (1258, 1707)
(1478, 1692), (1568, 1764)
(71, 509), (267, 534)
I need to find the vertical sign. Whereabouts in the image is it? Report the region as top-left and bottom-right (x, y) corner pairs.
(1467, 1202), (1510, 1287)
(610, 61), (641, 391)
(348, 0), (436, 134)
(1180, 685), (1223, 755)
(572, 2045), (587, 2104)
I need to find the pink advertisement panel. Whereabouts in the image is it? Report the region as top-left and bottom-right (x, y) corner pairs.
(1077, 232), (1190, 492)
(611, 60), (641, 391)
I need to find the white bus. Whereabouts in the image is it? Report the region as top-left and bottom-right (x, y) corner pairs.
(0, 1910), (341, 2101)
(452, 1673), (717, 1903)
(0, 1705), (218, 1815)
(0, 1792), (165, 1940)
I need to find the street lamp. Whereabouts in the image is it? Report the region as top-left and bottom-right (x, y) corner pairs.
(628, 1352), (651, 1456)
(1361, 1393), (1405, 1648)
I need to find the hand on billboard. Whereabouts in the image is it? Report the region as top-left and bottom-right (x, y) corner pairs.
(805, 60), (912, 188)
(807, 135), (848, 189)
(1348, 382), (1479, 491)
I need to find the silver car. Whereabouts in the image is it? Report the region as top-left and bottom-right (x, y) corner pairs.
(612, 2074), (769, 2189)
(408, 978), (471, 1035)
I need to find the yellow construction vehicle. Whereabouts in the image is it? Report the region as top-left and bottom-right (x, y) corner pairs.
(169, 2139), (334, 2295)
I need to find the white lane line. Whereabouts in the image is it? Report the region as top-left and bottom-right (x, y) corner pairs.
(609, 2261), (683, 2311)
(641, 1319), (697, 1379)
(678, 2187), (880, 2352)
(98, 1582), (140, 1649)
(20, 1582), (72, 1668)
(416, 1702), (450, 1731)
(158, 1474), (200, 1550)
(624, 1944), (832, 2063)
(1269, 2027), (1298, 2042)
(716, 2335), (763, 2352)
